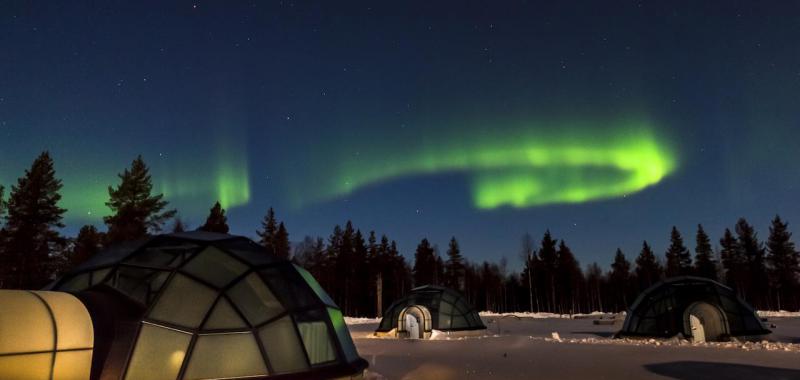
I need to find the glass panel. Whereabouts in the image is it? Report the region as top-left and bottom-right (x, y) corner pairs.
(59, 273), (90, 292)
(53, 350), (92, 380)
(90, 268), (112, 285)
(113, 267), (170, 305)
(439, 301), (454, 315)
(182, 247), (248, 288)
(296, 310), (336, 365)
(259, 316), (309, 374)
(295, 265), (337, 307)
(149, 274), (217, 328)
(37, 292), (94, 350)
(438, 312), (451, 329)
(219, 239), (277, 265)
(203, 297), (247, 330)
(124, 247), (183, 268)
(452, 315), (468, 329)
(124, 324), (191, 380)
(228, 273), (284, 325)
(183, 333), (268, 380)
(0, 353), (52, 380)
(261, 266), (318, 310)
(328, 308), (359, 362)
(0, 291), (54, 354)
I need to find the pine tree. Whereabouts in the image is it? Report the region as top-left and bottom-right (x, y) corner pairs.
(520, 233), (540, 312)
(635, 241), (662, 291)
(257, 207), (278, 251)
(199, 201), (229, 233)
(0, 185), (5, 219)
(720, 228), (745, 296)
(171, 217), (188, 233)
(445, 237), (465, 290)
(694, 224), (717, 280)
(585, 263), (605, 312)
(71, 225), (104, 267)
(274, 223), (290, 259)
(766, 215), (799, 310)
(413, 238), (436, 286)
(104, 156), (176, 244)
(351, 229), (369, 315)
(609, 248), (632, 311)
(1, 152), (67, 288)
(665, 226), (692, 277)
(538, 230), (558, 311)
(556, 240), (582, 314)
(735, 218), (769, 308)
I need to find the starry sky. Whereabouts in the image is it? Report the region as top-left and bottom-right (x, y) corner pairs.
(2, 1), (800, 269)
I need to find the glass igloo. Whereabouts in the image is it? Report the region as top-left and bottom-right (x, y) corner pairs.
(618, 276), (770, 342)
(376, 285), (485, 339)
(48, 231), (367, 380)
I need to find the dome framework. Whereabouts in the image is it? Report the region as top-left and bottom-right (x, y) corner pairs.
(48, 231), (366, 380)
(618, 276), (770, 341)
(376, 285), (485, 339)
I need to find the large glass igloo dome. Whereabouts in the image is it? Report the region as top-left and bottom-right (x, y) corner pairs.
(48, 231), (367, 380)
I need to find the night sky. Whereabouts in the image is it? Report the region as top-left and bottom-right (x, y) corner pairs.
(2, 1), (800, 268)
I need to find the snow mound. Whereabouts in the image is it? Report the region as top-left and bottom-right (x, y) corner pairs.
(479, 311), (616, 319)
(542, 335), (800, 352)
(344, 317), (382, 325)
(758, 310), (800, 318)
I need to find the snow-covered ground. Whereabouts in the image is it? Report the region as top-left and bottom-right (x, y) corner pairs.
(347, 314), (800, 379)
(478, 310), (615, 319)
(758, 310), (800, 318)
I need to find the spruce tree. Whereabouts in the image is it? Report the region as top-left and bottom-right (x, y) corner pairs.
(585, 263), (605, 312)
(351, 229), (369, 315)
(556, 240), (582, 314)
(735, 218), (768, 307)
(0, 185), (5, 219)
(720, 228), (745, 295)
(635, 241), (662, 291)
(766, 215), (799, 310)
(609, 248), (632, 311)
(171, 217), (188, 233)
(665, 226), (692, 277)
(274, 223), (290, 259)
(1, 152), (66, 288)
(104, 155), (176, 243)
(694, 224), (717, 280)
(520, 233), (539, 312)
(538, 230), (558, 311)
(199, 201), (229, 233)
(71, 225), (104, 267)
(445, 237), (465, 290)
(257, 207), (278, 251)
(413, 238), (436, 286)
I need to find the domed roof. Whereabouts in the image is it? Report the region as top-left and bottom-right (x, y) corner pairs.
(619, 276), (770, 339)
(49, 231), (367, 380)
(377, 285), (485, 332)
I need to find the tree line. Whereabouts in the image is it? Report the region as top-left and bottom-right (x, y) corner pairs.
(1, 152), (798, 316)
(0, 152), (290, 289)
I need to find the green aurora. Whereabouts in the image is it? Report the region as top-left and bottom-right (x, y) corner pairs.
(4, 140), (251, 223)
(291, 119), (678, 209)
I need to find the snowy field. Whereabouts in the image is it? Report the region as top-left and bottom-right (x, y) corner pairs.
(346, 314), (800, 379)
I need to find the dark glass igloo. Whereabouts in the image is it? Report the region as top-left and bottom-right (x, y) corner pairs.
(376, 285), (485, 337)
(48, 231), (367, 380)
(619, 276), (770, 340)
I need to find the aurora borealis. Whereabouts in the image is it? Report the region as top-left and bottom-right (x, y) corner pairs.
(292, 120), (676, 210)
(3, 2), (800, 264)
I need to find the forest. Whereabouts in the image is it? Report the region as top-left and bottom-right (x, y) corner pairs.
(1, 152), (798, 317)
